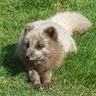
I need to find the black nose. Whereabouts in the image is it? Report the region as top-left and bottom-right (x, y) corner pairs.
(26, 56), (30, 59)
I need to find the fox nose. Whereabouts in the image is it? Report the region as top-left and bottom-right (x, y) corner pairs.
(26, 56), (30, 59)
(26, 49), (35, 60)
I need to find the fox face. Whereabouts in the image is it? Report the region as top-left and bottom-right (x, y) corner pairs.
(21, 23), (60, 63)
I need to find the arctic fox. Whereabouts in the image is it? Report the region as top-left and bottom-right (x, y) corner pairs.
(16, 12), (91, 90)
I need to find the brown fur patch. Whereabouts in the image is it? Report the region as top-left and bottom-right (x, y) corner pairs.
(44, 26), (58, 41)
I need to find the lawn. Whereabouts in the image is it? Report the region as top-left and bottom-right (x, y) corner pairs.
(0, 0), (96, 96)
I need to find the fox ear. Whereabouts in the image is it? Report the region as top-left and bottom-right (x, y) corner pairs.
(44, 26), (58, 41)
(25, 23), (34, 33)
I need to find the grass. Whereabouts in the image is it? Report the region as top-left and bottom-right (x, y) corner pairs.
(0, 0), (96, 96)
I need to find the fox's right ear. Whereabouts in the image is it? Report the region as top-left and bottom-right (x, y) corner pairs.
(24, 23), (34, 33)
(44, 26), (58, 41)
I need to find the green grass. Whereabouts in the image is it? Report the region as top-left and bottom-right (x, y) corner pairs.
(0, 0), (96, 96)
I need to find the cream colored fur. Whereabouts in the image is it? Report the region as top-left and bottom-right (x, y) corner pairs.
(50, 12), (91, 35)
(21, 12), (91, 54)
(16, 11), (91, 90)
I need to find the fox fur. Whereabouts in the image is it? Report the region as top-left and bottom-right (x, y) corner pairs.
(16, 12), (91, 90)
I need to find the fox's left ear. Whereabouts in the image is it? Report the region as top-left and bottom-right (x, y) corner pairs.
(25, 23), (34, 33)
(44, 26), (58, 41)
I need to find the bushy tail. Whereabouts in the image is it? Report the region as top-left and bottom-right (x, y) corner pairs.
(50, 12), (92, 36)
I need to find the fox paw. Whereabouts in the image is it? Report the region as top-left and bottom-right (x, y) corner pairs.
(43, 83), (52, 90)
(34, 84), (43, 90)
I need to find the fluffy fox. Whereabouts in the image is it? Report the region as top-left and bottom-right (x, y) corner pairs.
(16, 12), (91, 90)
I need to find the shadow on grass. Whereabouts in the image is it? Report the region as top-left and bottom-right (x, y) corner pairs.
(2, 44), (27, 76)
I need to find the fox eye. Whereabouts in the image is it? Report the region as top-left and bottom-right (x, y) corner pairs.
(25, 41), (29, 48)
(36, 41), (45, 49)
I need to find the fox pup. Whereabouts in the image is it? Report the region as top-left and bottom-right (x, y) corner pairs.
(16, 12), (91, 90)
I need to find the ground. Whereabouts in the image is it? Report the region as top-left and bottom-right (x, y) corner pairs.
(0, 0), (96, 96)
